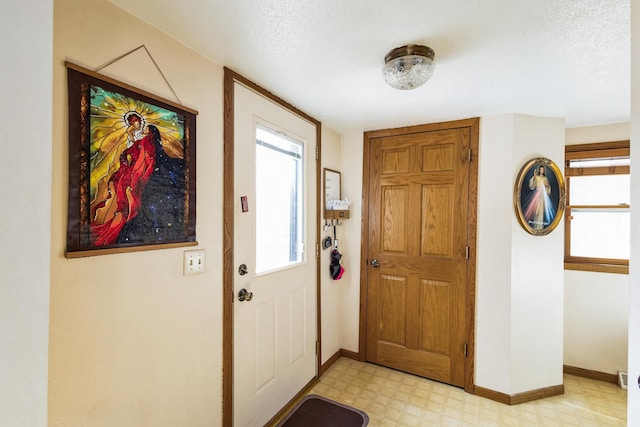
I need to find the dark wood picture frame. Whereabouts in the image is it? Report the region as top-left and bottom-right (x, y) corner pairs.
(514, 157), (565, 236)
(65, 62), (198, 257)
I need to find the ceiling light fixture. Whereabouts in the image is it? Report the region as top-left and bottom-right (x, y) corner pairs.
(382, 44), (435, 90)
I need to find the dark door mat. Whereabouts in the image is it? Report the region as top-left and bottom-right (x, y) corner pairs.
(276, 394), (369, 427)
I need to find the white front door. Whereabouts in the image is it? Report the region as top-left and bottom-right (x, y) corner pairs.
(233, 82), (317, 427)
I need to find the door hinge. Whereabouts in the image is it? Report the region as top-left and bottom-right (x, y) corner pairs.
(468, 149), (472, 162)
(465, 246), (470, 259)
(464, 343), (468, 357)
(315, 145), (319, 160)
(316, 243), (320, 258)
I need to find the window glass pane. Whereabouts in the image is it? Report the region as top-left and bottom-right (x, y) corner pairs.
(569, 157), (629, 168)
(569, 175), (630, 205)
(255, 124), (304, 274)
(570, 209), (629, 259)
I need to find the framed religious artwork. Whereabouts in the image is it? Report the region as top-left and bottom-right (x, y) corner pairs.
(514, 157), (565, 236)
(65, 62), (198, 257)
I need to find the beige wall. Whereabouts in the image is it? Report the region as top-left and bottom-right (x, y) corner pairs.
(50, 2), (346, 425)
(338, 131), (365, 352)
(566, 123), (630, 144)
(47, 1), (638, 424)
(320, 126), (345, 364)
(50, 1), (223, 425)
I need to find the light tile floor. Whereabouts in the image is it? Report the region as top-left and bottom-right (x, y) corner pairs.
(308, 358), (627, 426)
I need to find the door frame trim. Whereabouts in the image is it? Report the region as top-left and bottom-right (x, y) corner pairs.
(358, 118), (479, 393)
(222, 68), (322, 426)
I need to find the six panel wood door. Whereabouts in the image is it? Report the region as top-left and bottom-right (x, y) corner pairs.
(365, 126), (471, 387)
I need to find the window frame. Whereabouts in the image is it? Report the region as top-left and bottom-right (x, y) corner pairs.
(564, 140), (630, 274)
(254, 123), (306, 275)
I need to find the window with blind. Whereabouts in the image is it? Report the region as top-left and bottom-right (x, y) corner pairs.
(564, 141), (630, 274)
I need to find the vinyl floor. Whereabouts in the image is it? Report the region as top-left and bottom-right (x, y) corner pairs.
(307, 357), (627, 426)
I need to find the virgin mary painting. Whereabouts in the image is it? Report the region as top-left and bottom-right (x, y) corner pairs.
(88, 89), (187, 246)
(66, 63), (197, 255)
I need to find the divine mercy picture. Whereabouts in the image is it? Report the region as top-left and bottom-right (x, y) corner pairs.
(514, 157), (565, 236)
(66, 63), (197, 256)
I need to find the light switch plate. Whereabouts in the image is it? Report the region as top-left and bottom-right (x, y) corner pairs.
(184, 250), (205, 275)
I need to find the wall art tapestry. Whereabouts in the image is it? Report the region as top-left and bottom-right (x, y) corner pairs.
(514, 157), (565, 236)
(65, 62), (197, 256)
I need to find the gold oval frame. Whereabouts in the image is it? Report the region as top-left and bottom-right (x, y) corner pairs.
(514, 157), (566, 236)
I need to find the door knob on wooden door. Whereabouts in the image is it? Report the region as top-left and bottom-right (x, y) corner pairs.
(370, 259), (380, 267)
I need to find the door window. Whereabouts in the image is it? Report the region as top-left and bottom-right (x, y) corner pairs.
(255, 124), (304, 274)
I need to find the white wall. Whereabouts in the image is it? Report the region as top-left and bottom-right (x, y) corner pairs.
(628, 1), (640, 423)
(564, 123), (629, 375)
(477, 114), (565, 395)
(0, 2), (52, 426)
(510, 115), (565, 392)
(475, 116), (515, 393)
(564, 271), (628, 373)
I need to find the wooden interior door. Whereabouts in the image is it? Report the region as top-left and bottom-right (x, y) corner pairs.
(363, 120), (477, 388)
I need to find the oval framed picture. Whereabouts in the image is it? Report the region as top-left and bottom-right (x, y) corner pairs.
(514, 157), (566, 236)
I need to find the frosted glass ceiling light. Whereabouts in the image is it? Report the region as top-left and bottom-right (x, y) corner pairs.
(382, 44), (435, 90)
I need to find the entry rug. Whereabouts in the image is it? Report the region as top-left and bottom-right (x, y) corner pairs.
(276, 394), (369, 427)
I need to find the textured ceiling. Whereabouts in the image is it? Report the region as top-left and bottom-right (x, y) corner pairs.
(108, 0), (630, 134)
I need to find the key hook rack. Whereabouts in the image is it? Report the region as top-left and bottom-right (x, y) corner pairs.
(323, 168), (350, 251)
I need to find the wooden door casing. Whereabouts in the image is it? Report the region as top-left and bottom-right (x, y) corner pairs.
(360, 118), (479, 392)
